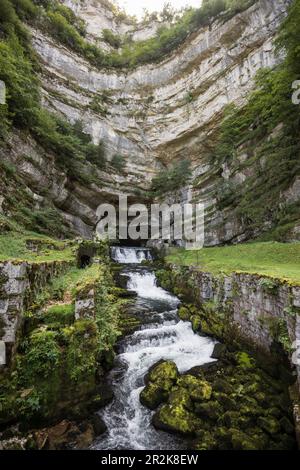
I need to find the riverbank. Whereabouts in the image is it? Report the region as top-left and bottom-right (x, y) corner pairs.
(0, 240), (127, 449)
(156, 261), (300, 447)
(166, 242), (300, 285)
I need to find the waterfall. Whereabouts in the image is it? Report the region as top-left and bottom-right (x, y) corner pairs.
(127, 271), (175, 301)
(111, 246), (152, 264)
(92, 247), (217, 450)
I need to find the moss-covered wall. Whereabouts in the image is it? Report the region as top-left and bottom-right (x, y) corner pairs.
(157, 264), (300, 445)
(157, 266), (300, 390)
(0, 260), (72, 367)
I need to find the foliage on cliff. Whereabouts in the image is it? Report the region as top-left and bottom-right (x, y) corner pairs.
(209, 0), (300, 241)
(4, 0), (256, 69)
(0, 0), (110, 188)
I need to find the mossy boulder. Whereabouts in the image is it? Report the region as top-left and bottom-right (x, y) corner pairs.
(194, 401), (222, 421)
(257, 416), (281, 435)
(235, 352), (256, 370)
(230, 428), (261, 450)
(194, 431), (217, 450)
(141, 360), (179, 410)
(191, 315), (201, 332)
(146, 360), (179, 389)
(152, 403), (200, 436)
(177, 375), (212, 401)
(140, 383), (168, 410)
(168, 388), (193, 411)
(178, 306), (191, 321)
(213, 377), (234, 395)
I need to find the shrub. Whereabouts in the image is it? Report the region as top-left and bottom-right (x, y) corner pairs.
(102, 28), (122, 48)
(151, 159), (192, 196)
(111, 153), (125, 172)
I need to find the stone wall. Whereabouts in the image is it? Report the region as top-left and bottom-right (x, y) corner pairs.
(159, 266), (300, 389)
(0, 260), (72, 367)
(158, 265), (300, 444)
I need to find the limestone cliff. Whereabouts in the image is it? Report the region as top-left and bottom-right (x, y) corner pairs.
(0, 0), (297, 243)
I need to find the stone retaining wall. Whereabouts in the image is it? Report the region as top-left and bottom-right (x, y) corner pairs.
(0, 260), (71, 366)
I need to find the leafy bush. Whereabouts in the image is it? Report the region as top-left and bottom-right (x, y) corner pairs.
(102, 28), (122, 48)
(209, 0), (300, 238)
(111, 153), (125, 172)
(151, 159), (192, 197)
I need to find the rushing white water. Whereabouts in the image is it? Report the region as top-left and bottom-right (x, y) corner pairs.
(127, 271), (175, 301)
(111, 246), (152, 264)
(92, 248), (216, 450)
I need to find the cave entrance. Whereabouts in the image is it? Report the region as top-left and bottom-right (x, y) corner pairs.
(79, 254), (92, 269)
(77, 244), (97, 269)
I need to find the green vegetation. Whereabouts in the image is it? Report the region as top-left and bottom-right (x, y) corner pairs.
(206, 0), (300, 240)
(151, 159), (192, 197)
(166, 242), (300, 283)
(0, 228), (74, 262)
(144, 356), (295, 449)
(0, 1), (112, 191)
(3, 0), (256, 70)
(111, 153), (126, 172)
(102, 28), (122, 49)
(0, 259), (122, 424)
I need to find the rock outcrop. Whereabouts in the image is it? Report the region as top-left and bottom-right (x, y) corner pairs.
(1, 0), (296, 242)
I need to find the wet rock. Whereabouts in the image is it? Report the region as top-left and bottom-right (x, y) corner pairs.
(194, 401), (222, 421)
(213, 377), (234, 395)
(177, 375), (212, 402)
(257, 416), (281, 435)
(146, 360), (179, 388)
(152, 403), (200, 436)
(194, 431), (217, 450)
(177, 306), (191, 321)
(91, 413), (107, 436)
(141, 360), (179, 410)
(191, 315), (201, 333)
(140, 383), (168, 410)
(34, 419), (95, 450)
(230, 428), (261, 450)
(211, 343), (227, 360)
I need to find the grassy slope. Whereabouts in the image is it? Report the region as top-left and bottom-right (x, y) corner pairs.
(0, 230), (74, 262)
(166, 242), (300, 284)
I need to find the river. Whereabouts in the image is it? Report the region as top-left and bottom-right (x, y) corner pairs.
(92, 247), (216, 450)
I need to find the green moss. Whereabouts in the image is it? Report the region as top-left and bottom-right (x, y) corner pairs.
(140, 383), (168, 410)
(235, 352), (256, 370)
(177, 375), (212, 401)
(177, 306), (191, 321)
(63, 319), (99, 385)
(147, 360), (179, 388)
(230, 428), (262, 450)
(42, 303), (75, 327)
(257, 416), (281, 435)
(166, 242), (300, 285)
(153, 401), (199, 436)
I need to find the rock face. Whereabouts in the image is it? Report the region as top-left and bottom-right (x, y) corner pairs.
(0, 260), (71, 367)
(1, 0), (296, 241)
(157, 266), (300, 395)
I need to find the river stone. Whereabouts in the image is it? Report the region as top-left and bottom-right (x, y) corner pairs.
(91, 413), (107, 436)
(140, 383), (168, 410)
(211, 342), (227, 360)
(152, 403), (200, 436)
(146, 360), (179, 387)
(176, 375), (212, 401)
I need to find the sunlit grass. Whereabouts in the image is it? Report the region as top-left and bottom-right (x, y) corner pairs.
(0, 232), (74, 263)
(166, 242), (300, 284)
